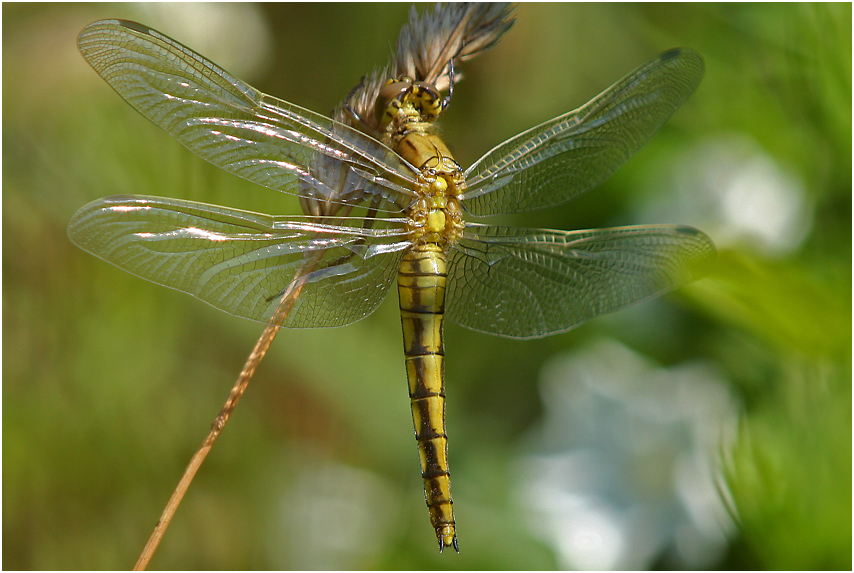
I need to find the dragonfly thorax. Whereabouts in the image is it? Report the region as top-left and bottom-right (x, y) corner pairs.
(405, 153), (464, 246)
(396, 111), (465, 246)
(406, 192), (463, 246)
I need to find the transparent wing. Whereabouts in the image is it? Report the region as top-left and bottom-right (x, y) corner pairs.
(77, 19), (421, 214)
(68, 195), (412, 327)
(462, 49), (704, 216)
(446, 223), (715, 339)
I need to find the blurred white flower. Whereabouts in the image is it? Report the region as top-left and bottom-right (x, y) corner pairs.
(518, 339), (737, 570)
(270, 460), (396, 568)
(639, 134), (812, 258)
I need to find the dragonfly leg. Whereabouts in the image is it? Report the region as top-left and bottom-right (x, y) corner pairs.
(440, 58), (455, 113)
(343, 103), (373, 133)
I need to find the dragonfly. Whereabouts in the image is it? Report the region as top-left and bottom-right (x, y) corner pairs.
(70, 17), (714, 553)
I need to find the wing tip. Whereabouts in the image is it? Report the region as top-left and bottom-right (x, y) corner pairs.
(675, 225), (717, 280)
(660, 47), (705, 78)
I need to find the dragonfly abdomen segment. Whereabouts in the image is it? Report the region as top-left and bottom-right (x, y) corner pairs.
(398, 243), (457, 552)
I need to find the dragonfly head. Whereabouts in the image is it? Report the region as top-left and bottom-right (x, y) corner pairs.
(375, 77), (444, 131)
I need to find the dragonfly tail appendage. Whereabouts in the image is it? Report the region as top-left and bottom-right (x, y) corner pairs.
(398, 244), (458, 552)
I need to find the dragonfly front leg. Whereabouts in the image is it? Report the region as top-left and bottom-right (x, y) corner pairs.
(397, 243), (457, 552)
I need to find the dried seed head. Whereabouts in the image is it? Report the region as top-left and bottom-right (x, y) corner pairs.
(336, 3), (515, 136)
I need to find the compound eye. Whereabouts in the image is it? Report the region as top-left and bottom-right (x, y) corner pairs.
(375, 80), (412, 128)
(412, 81), (443, 120)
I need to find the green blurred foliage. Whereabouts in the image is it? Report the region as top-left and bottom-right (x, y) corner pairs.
(3, 2), (850, 570)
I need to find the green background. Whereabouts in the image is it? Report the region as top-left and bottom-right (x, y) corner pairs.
(4, 3), (850, 569)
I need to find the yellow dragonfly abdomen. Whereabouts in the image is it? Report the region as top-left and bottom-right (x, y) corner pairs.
(398, 242), (455, 551)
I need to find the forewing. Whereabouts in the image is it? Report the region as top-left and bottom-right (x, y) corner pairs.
(446, 223), (715, 338)
(462, 49), (704, 216)
(77, 20), (420, 213)
(68, 196), (411, 327)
